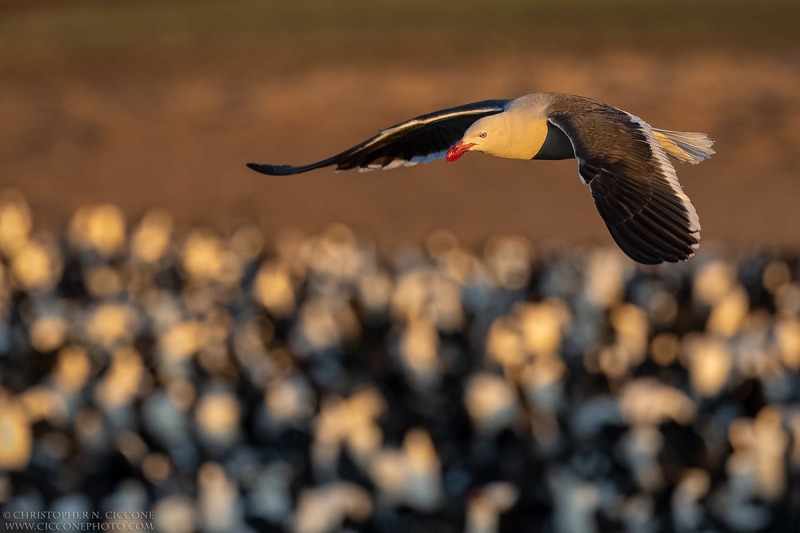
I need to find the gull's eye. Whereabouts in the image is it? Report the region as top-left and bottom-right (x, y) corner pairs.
(479, 131), (488, 138)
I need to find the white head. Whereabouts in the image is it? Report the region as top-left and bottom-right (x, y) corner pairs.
(446, 103), (549, 162)
(446, 115), (509, 161)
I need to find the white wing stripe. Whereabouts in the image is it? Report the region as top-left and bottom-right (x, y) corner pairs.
(629, 114), (701, 248)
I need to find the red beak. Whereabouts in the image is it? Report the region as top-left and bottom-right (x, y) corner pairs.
(446, 141), (476, 162)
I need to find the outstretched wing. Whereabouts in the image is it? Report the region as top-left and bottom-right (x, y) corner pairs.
(548, 101), (702, 264)
(247, 99), (509, 175)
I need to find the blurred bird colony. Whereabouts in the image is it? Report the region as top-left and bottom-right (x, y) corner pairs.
(1, 188), (800, 531)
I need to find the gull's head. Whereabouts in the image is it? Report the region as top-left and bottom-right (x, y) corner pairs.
(447, 108), (552, 162)
(446, 115), (504, 162)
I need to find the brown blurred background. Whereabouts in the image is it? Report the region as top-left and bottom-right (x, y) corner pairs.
(2, 0), (799, 252)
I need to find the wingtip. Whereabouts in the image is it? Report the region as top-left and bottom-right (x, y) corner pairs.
(246, 159), (337, 175)
(246, 163), (291, 176)
(247, 162), (278, 173)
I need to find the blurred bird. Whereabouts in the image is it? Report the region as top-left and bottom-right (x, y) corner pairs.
(248, 93), (714, 264)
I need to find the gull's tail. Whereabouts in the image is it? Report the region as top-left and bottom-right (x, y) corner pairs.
(652, 129), (715, 165)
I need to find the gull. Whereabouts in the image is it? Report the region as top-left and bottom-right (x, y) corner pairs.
(248, 93), (714, 264)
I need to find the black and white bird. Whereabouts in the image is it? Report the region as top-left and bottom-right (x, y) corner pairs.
(247, 93), (714, 264)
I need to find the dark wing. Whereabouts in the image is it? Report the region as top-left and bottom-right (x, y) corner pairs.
(247, 99), (509, 175)
(548, 105), (701, 265)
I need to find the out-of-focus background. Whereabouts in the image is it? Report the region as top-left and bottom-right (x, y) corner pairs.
(2, 0), (799, 249)
(2, 1), (800, 532)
